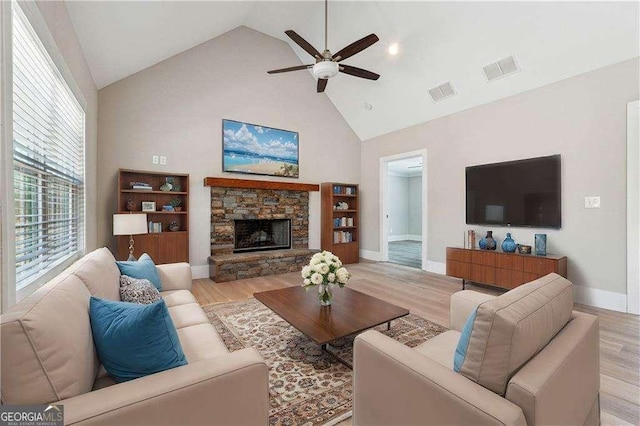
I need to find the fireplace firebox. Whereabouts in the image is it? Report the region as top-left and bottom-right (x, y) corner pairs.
(234, 219), (291, 253)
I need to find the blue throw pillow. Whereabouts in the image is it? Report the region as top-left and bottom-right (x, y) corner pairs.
(454, 307), (477, 372)
(89, 297), (187, 382)
(116, 253), (162, 291)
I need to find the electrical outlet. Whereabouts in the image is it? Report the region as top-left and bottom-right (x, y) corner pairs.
(159, 156), (167, 165)
(584, 196), (601, 208)
(152, 155), (159, 165)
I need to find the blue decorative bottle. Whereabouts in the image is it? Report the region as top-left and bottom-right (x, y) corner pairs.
(479, 231), (496, 250)
(501, 233), (517, 253)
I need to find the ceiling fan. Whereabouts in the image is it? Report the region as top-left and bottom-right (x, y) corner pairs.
(267, 0), (380, 93)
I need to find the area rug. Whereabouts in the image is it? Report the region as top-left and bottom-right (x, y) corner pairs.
(202, 298), (447, 426)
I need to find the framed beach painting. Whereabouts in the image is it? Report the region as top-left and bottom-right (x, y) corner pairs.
(222, 119), (299, 178)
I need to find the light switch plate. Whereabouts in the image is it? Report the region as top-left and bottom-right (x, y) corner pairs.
(152, 155), (159, 164)
(584, 196), (601, 208)
(159, 156), (167, 165)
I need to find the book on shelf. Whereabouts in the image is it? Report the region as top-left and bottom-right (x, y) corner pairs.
(130, 181), (152, 190)
(333, 217), (354, 228)
(148, 221), (163, 233)
(332, 185), (356, 195)
(333, 231), (353, 244)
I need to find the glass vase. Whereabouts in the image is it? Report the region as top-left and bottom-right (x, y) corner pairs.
(501, 232), (517, 253)
(318, 283), (332, 306)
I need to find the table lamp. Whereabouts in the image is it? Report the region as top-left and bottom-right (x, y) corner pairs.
(113, 213), (148, 261)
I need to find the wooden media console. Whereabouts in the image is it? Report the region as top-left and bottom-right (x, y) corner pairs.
(446, 247), (567, 290)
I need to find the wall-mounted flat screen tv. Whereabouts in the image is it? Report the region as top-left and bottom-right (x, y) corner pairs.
(222, 119), (299, 178)
(466, 155), (561, 229)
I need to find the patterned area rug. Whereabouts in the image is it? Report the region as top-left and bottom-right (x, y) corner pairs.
(202, 298), (447, 426)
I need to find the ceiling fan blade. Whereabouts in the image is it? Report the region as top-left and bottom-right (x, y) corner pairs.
(285, 30), (323, 59)
(317, 78), (328, 93)
(339, 64), (380, 80)
(332, 33), (379, 62)
(267, 64), (313, 74)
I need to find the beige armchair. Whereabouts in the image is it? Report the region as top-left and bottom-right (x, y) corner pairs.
(353, 274), (600, 426)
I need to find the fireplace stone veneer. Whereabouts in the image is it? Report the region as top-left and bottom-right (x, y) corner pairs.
(207, 180), (319, 282)
(210, 187), (309, 254)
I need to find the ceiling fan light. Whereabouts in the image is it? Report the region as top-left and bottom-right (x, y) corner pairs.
(313, 61), (339, 79)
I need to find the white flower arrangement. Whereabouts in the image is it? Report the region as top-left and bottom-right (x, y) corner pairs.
(301, 251), (350, 289)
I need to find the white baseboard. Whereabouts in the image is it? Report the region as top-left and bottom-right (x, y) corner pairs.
(425, 261), (446, 275)
(573, 285), (627, 313)
(360, 249), (382, 261)
(191, 265), (209, 280)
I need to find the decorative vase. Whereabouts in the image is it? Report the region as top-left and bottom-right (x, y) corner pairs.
(501, 233), (517, 253)
(318, 283), (332, 306)
(535, 234), (547, 256)
(479, 231), (496, 250)
(125, 198), (135, 211)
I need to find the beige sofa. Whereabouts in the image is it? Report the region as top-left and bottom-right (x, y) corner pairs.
(353, 273), (600, 426)
(1, 248), (269, 425)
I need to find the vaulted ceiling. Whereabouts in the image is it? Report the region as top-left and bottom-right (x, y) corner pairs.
(66, 1), (639, 140)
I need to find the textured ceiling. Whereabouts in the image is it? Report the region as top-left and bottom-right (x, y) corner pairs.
(66, 1), (640, 140)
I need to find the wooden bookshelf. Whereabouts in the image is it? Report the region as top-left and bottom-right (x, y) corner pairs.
(321, 183), (359, 264)
(117, 169), (189, 263)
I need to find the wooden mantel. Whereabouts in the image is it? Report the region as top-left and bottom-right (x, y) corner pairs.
(203, 177), (319, 192)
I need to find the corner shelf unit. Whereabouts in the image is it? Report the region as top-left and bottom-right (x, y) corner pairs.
(321, 182), (359, 264)
(117, 169), (189, 263)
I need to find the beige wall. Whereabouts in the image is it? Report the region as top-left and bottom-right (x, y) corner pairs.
(97, 26), (361, 273)
(361, 57), (639, 296)
(36, 1), (99, 251)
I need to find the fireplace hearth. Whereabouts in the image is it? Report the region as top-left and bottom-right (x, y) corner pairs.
(234, 219), (291, 253)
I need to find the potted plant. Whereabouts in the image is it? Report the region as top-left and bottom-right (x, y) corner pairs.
(169, 197), (182, 212)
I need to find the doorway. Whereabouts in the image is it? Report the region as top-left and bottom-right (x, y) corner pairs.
(380, 150), (428, 270)
(627, 100), (639, 315)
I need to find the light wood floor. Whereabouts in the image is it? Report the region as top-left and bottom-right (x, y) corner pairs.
(388, 240), (422, 269)
(193, 261), (640, 425)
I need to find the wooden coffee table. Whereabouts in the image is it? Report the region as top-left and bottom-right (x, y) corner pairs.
(254, 286), (409, 368)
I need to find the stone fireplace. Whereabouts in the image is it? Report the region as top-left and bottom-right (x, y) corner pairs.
(205, 178), (320, 282)
(234, 219), (291, 253)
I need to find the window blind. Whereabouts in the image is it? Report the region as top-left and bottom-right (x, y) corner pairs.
(12, 2), (85, 290)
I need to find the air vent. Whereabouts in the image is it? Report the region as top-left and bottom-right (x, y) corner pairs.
(428, 81), (457, 102)
(483, 55), (520, 82)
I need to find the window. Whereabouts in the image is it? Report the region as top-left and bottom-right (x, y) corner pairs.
(12, 2), (85, 290)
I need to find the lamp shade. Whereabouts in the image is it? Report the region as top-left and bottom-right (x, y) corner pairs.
(113, 214), (148, 236)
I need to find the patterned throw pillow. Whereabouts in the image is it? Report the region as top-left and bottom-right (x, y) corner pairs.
(116, 253), (162, 290)
(119, 275), (161, 304)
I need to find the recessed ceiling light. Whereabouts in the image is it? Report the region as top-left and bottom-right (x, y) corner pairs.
(388, 43), (399, 56)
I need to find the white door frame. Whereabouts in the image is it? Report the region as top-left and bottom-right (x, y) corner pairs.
(380, 149), (428, 270)
(627, 100), (639, 315)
